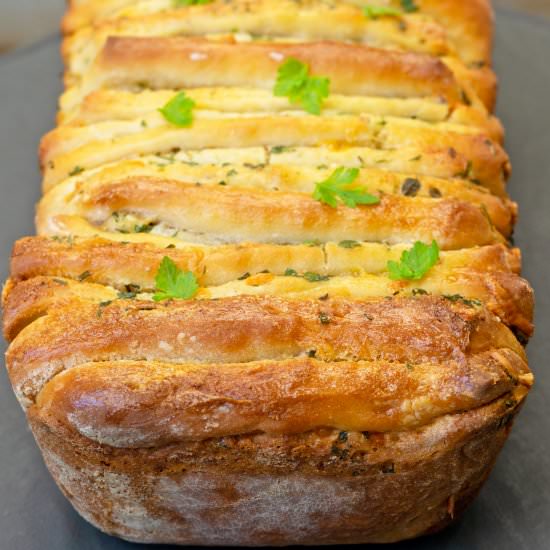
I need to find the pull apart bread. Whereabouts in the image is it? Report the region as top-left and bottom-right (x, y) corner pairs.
(1, 0), (535, 545)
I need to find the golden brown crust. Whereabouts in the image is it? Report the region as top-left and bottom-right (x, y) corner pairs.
(61, 34), (496, 116)
(34, 349), (529, 445)
(9, 237), (523, 287)
(99, 37), (459, 97)
(34, 158), (519, 236)
(28, 390), (526, 545)
(61, 2), (454, 78)
(420, 0), (494, 64)
(6, 293), (529, 406)
(2, 265), (534, 346)
(37, 176), (505, 249)
(61, 0), (494, 62)
(1, 0), (535, 544)
(41, 134), (510, 197)
(60, 87), (504, 145)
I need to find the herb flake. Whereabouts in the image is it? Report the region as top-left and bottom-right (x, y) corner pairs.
(173, 0), (212, 6)
(363, 6), (401, 19)
(69, 166), (84, 177)
(401, 0), (419, 13)
(338, 240), (362, 249)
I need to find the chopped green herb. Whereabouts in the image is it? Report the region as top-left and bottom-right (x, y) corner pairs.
(412, 288), (429, 296)
(226, 169), (238, 177)
(159, 92), (195, 127)
(285, 269), (329, 283)
(68, 166), (84, 177)
(77, 270), (91, 281)
(52, 278), (68, 286)
(363, 6), (401, 19)
(51, 235), (74, 245)
(443, 294), (482, 308)
(304, 272), (330, 283)
(307, 349), (317, 358)
(313, 167), (380, 208)
(409, 154), (422, 162)
(173, 0), (212, 6)
(270, 145), (294, 154)
(454, 160), (474, 179)
(338, 240), (362, 249)
(274, 58), (330, 115)
(134, 223), (155, 233)
(401, 177), (421, 197)
(153, 256), (198, 301)
(117, 290), (138, 300)
(303, 239), (323, 247)
(319, 312), (331, 324)
(387, 241), (440, 281)
(238, 272), (251, 280)
(400, 0), (418, 13)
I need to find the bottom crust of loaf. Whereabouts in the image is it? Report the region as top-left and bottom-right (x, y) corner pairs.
(28, 394), (522, 546)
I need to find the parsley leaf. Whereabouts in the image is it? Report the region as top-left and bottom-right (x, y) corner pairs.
(173, 0), (213, 6)
(274, 58), (308, 97)
(274, 58), (330, 115)
(153, 256), (199, 301)
(299, 76), (330, 116)
(313, 167), (380, 208)
(387, 241), (440, 281)
(159, 92), (195, 127)
(363, 6), (401, 19)
(400, 0), (419, 13)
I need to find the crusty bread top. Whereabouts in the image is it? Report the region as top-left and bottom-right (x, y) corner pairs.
(2, 0), (535, 447)
(62, 0), (494, 67)
(8, 293), (532, 443)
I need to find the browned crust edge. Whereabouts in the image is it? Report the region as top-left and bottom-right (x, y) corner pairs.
(28, 390), (526, 545)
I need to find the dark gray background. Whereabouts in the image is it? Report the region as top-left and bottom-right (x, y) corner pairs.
(0, 9), (548, 550)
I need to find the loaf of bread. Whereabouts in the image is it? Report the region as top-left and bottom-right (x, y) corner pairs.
(2, 0), (534, 545)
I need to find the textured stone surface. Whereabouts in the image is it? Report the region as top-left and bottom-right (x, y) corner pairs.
(495, 0), (550, 17)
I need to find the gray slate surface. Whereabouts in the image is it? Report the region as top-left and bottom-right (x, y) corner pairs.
(0, 10), (549, 550)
